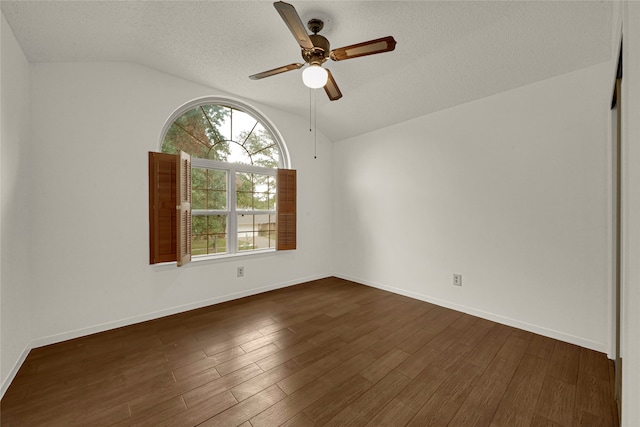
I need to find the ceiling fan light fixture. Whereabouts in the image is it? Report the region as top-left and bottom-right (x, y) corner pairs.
(302, 64), (328, 89)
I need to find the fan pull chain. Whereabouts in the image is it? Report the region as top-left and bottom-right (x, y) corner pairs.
(314, 90), (317, 159)
(309, 88), (317, 159)
(309, 88), (312, 133)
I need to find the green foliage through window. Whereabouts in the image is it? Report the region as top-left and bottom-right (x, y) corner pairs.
(162, 104), (280, 168)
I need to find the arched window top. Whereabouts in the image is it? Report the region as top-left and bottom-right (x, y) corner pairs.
(161, 98), (289, 169)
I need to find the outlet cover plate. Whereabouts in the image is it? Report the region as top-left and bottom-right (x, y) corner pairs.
(453, 274), (462, 286)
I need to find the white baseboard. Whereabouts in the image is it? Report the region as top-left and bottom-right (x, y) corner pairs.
(1, 343), (31, 399)
(334, 273), (609, 355)
(30, 274), (327, 349)
(1, 273), (328, 399)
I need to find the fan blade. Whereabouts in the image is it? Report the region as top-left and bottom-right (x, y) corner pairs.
(250, 63), (304, 80)
(274, 1), (314, 50)
(324, 69), (342, 101)
(330, 36), (397, 61)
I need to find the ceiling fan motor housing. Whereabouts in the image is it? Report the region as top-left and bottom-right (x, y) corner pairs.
(302, 33), (330, 65)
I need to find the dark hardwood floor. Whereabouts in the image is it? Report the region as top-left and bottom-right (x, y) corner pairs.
(1, 277), (618, 426)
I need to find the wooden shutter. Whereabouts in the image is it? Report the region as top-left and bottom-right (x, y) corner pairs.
(149, 152), (177, 264)
(276, 169), (296, 250)
(177, 151), (192, 266)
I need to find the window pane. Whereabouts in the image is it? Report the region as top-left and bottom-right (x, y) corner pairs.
(232, 109), (258, 143)
(161, 108), (215, 158)
(236, 172), (254, 210)
(208, 215), (227, 254)
(192, 215), (208, 255)
(208, 141), (230, 162)
(192, 168), (226, 210)
(253, 174), (269, 209)
(255, 192), (269, 210)
(268, 193), (276, 210)
(237, 214), (255, 251)
(207, 169), (227, 209)
(251, 150), (278, 169)
(208, 169), (227, 191)
(268, 175), (277, 210)
(204, 105), (231, 142)
(228, 142), (252, 165)
(192, 235), (209, 256)
(207, 190), (226, 210)
(255, 214), (276, 249)
(244, 123), (279, 169)
(236, 172), (274, 211)
(237, 214), (276, 251)
(267, 176), (276, 209)
(192, 189), (207, 210)
(192, 214), (227, 256)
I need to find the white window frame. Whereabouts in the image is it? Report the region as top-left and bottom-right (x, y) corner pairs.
(191, 158), (277, 259)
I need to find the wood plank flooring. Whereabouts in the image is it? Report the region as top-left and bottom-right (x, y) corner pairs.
(0, 277), (618, 426)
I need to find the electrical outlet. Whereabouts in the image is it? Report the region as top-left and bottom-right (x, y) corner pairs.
(237, 266), (244, 277)
(453, 274), (462, 286)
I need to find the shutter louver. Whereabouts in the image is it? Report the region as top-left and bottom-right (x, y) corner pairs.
(149, 152), (178, 264)
(277, 169), (296, 251)
(177, 151), (192, 266)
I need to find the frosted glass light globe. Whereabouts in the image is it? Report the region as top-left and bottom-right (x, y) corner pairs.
(302, 65), (328, 89)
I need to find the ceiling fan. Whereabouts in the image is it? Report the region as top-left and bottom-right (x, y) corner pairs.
(249, 1), (397, 101)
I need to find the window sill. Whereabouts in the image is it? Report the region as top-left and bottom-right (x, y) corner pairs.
(193, 248), (276, 263)
(151, 248), (277, 268)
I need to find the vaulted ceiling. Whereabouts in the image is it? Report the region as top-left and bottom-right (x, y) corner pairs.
(1, 1), (615, 141)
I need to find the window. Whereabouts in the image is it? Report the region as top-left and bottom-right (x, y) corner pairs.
(149, 99), (295, 265)
(189, 161), (277, 256)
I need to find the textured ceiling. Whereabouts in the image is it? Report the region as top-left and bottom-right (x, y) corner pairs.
(1, 1), (615, 141)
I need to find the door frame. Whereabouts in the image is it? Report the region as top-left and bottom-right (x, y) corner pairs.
(611, 40), (623, 424)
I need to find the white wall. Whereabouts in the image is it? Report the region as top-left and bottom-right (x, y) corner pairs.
(621, 2), (640, 424)
(1, 12), (33, 392)
(27, 62), (333, 345)
(333, 61), (613, 353)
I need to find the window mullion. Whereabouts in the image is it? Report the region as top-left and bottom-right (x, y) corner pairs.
(192, 158), (276, 176)
(236, 210), (275, 215)
(228, 165), (238, 254)
(192, 210), (229, 216)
